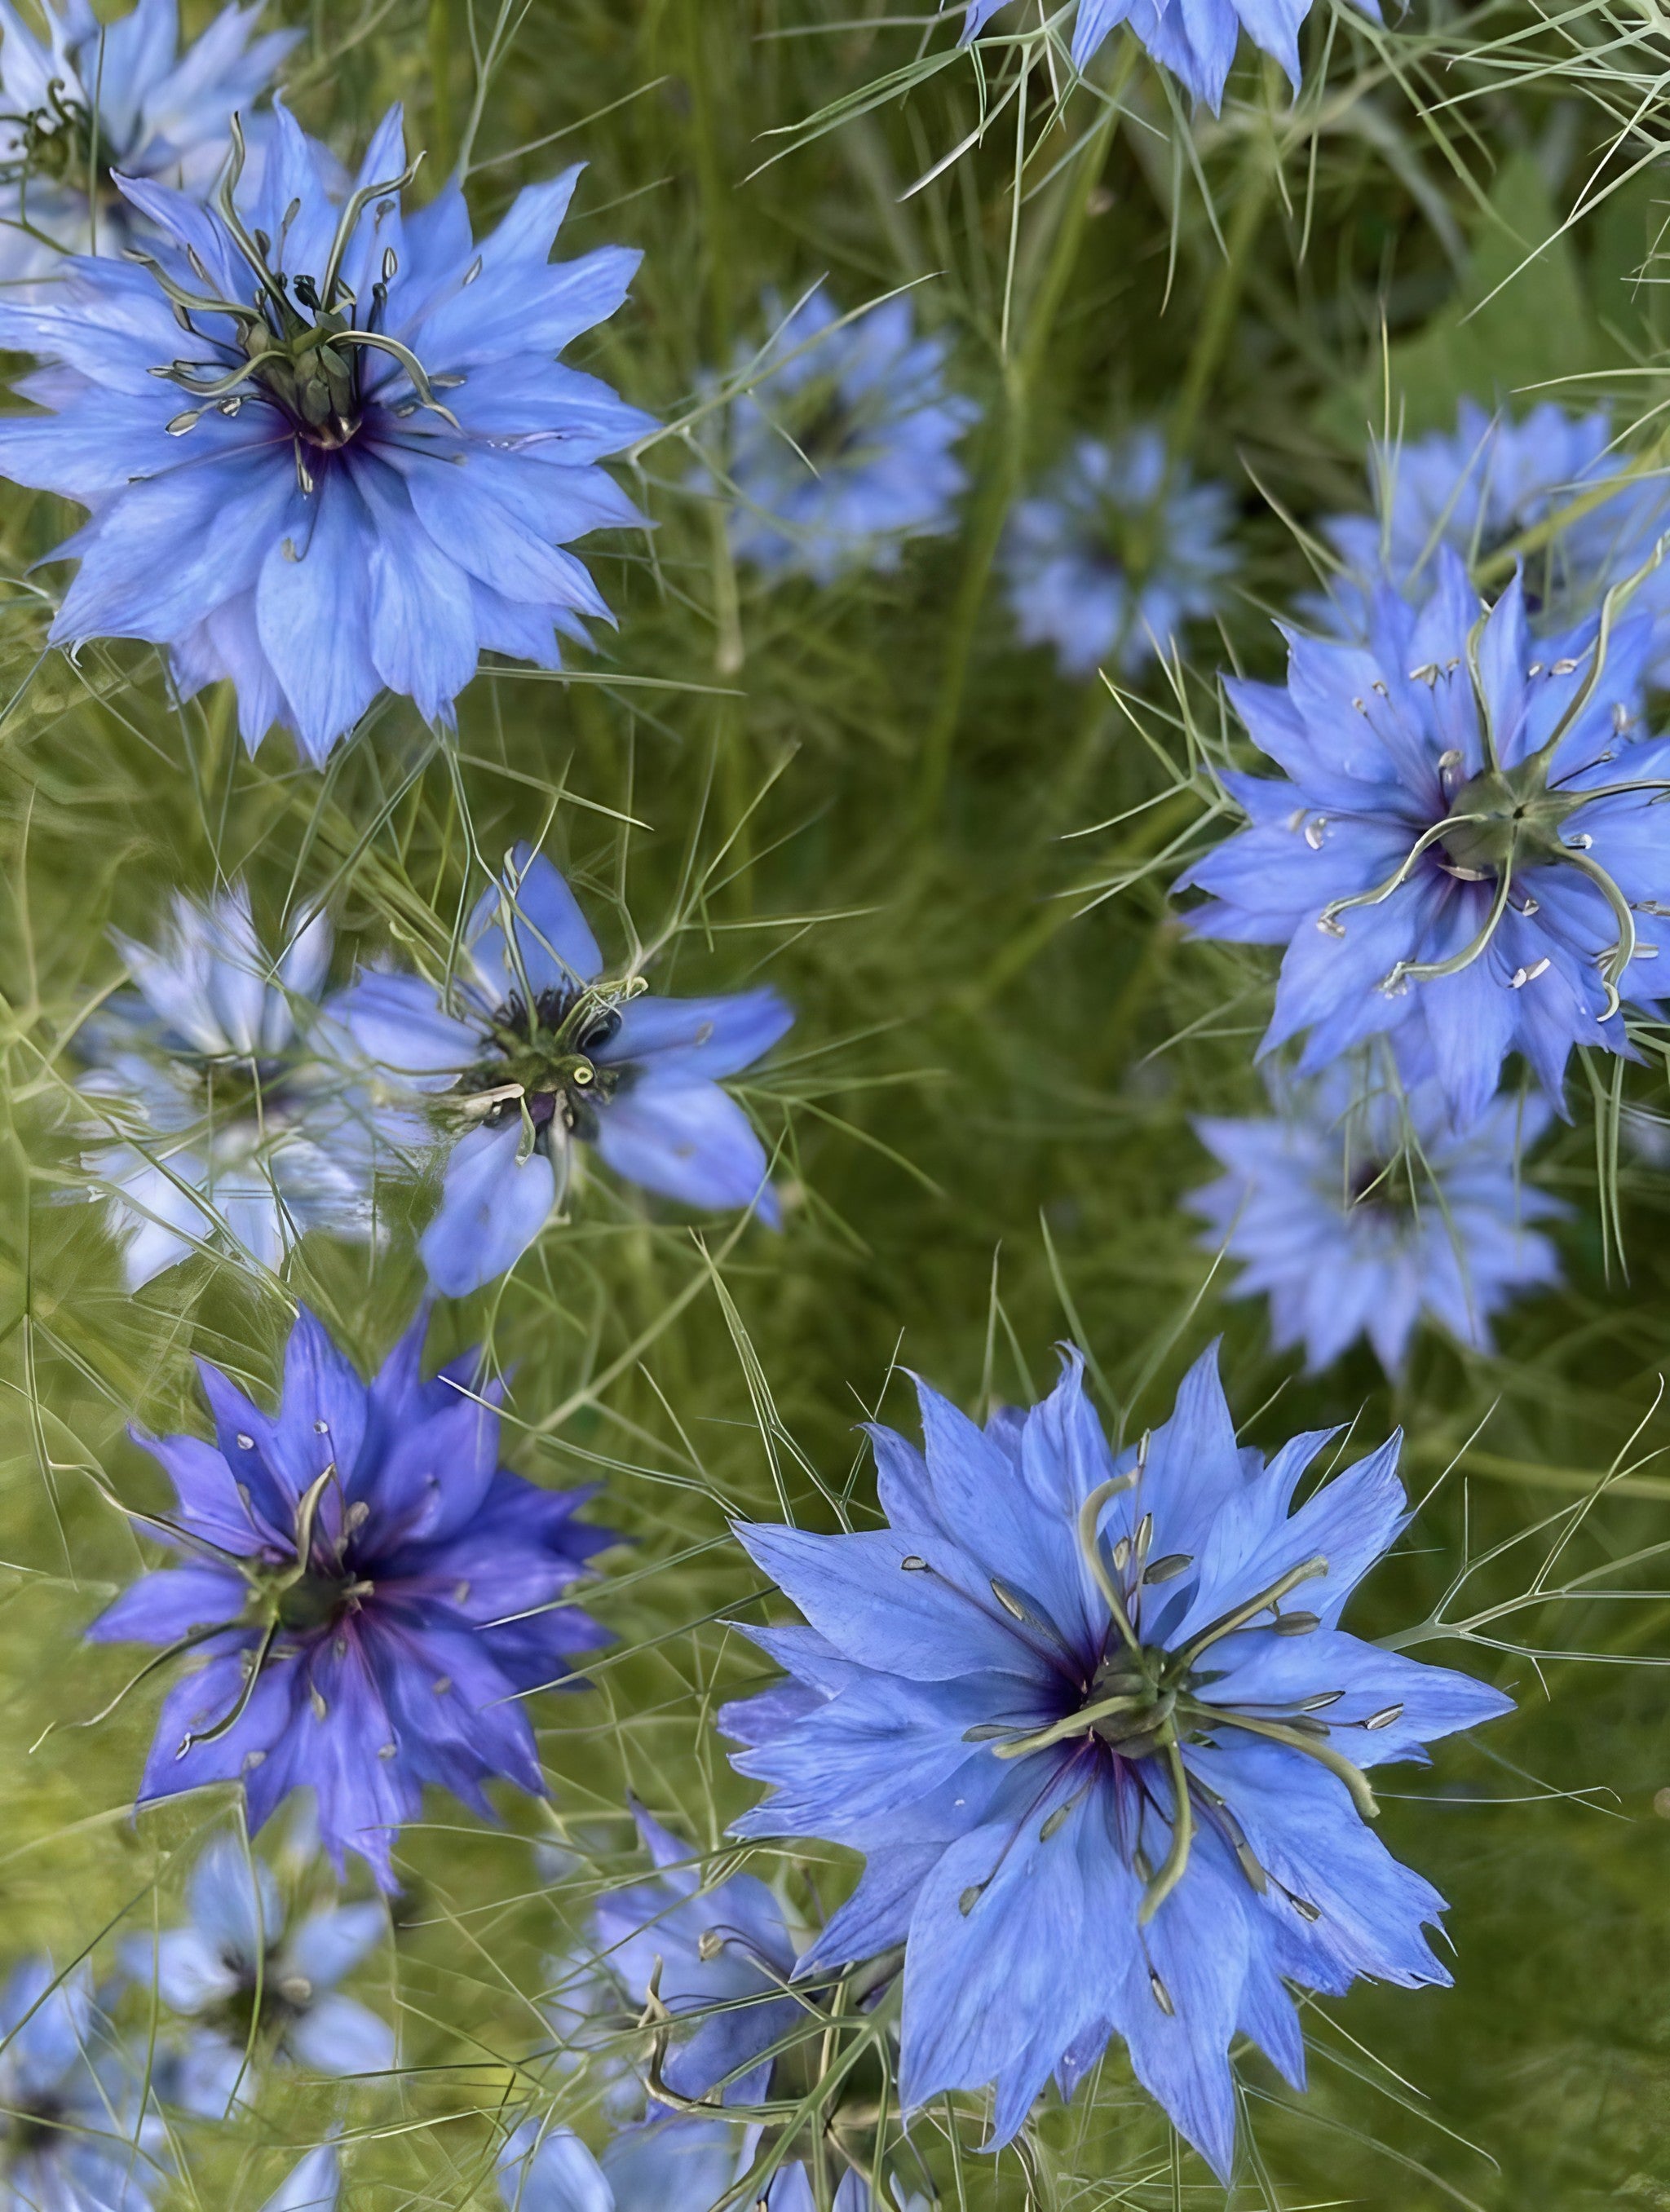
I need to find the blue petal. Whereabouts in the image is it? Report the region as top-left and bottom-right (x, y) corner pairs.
(595, 989), (794, 1079)
(420, 1119), (558, 1295)
(593, 1076), (775, 1213)
(466, 846), (603, 1002)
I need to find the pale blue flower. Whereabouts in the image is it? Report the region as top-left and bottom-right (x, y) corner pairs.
(124, 1837), (393, 2115)
(332, 844), (793, 1296)
(723, 1344), (1512, 2177)
(0, 103), (653, 762)
(77, 884), (376, 1287)
(718, 287), (976, 585)
(1189, 1061), (1564, 1375)
(497, 2117), (908, 2212)
(0, 0), (296, 279)
(1004, 429), (1235, 678)
(0, 1958), (166, 2210)
(260, 2145), (339, 2212)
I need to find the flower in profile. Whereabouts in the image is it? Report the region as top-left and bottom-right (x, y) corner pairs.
(0, 0), (297, 279)
(0, 103), (652, 763)
(956, 0), (1372, 112)
(589, 1805), (800, 2105)
(1178, 550), (1670, 1129)
(77, 884), (377, 1287)
(124, 1835), (393, 2115)
(88, 1303), (612, 1888)
(0, 1958), (165, 2210)
(332, 844), (793, 1296)
(715, 286), (976, 585)
(1189, 1061), (1564, 1375)
(1313, 400), (1670, 672)
(722, 1344), (1512, 2176)
(1003, 429), (1235, 678)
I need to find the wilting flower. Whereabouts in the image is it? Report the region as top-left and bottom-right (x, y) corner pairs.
(1179, 550), (1670, 1129)
(722, 1344), (1511, 2175)
(956, 0), (1372, 111)
(88, 1303), (612, 1888)
(1314, 400), (1670, 673)
(715, 286), (976, 585)
(590, 1805), (800, 2104)
(1188, 1061), (1563, 1375)
(1003, 429), (1235, 678)
(0, 102), (652, 762)
(77, 884), (376, 1287)
(332, 844), (793, 1296)
(0, 0), (296, 279)
(124, 1835), (393, 2115)
(0, 1959), (165, 2210)
(260, 2145), (340, 2212)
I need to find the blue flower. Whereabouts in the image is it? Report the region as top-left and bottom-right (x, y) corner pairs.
(332, 844), (793, 1296)
(721, 1344), (1512, 2177)
(0, 103), (653, 763)
(1003, 430), (1235, 678)
(87, 1302), (612, 1888)
(0, 1958), (166, 2211)
(123, 1836), (393, 2116)
(497, 2117), (911, 2212)
(1313, 400), (1670, 673)
(716, 287), (976, 585)
(0, 0), (296, 279)
(589, 1805), (800, 2105)
(77, 884), (377, 1287)
(260, 2145), (340, 2212)
(1179, 551), (1670, 1129)
(957, 0), (1375, 112)
(1188, 1061), (1564, 1375)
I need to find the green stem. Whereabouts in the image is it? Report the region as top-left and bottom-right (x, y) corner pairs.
(1167, 101), (1275, 466)
(427, 0), (455, 175)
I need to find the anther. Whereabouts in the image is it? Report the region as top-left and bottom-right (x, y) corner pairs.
(166, 408), (203, 435)
(1271, 1610), (1320, 1636)
(1304, 818), (1327, 850)
(1317, 915), (1346, 938)
(433, 1676), (452, 1694)
(1364, 1703), (1403, 1730)
(1040, 1803), (1073, 1842)
(463, 254), (483, 285)
(1142, 1553), (1191, 1585)
(310, 1689), (327, 1720)
(1147, 1968), (1175, 2016)
(1111, 1538), (1131, 1573)
(313, 1419), (329, 1434)
(1351, 696), (1367, 713)
(1290, 1895), (1322, 1922)
(961, 1724), (1014, 1742)
(236, 1433), (254, 1450)
(1510, 959), (1550, 989)
(899, 1554), (928, 1573)
(958, 1883), (985, 1917)
(1566, 833), (1593, 850)
(990, 1578), (1027, 1621)
(1551, 658), (1579, 675)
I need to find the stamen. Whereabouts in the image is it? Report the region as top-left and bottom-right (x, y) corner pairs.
(1172, 1556), (1328, 1668)
(1138, 1737), (1194, 1923)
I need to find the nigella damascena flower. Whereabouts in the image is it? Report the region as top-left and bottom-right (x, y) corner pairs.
(87, 1304), (612, 1889)
(956, 0), (1375, 112)
(1178, 550), (1670, 1130)
(261, 2146), (339, 2212)
(1188, 1062), (1564, 1376)
(0, 0), (296, 279)
(0, 1959), (165, 2210)
(715, 286), (976, 585)
(497, 2116), (907, 2212)
(722, 1344), (1512, 2177)
(332, 844), (793, 1296)
(77, 884), (376, 1287)
(0, 102), (653, 763)
(124, 1837), (393, 2116)
(1003, 429), (1235, 678)
(1313, 400), (1670, 674)
(590, 1806), (800, 2104)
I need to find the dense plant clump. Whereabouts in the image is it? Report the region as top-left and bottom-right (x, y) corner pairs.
(0, 2), (1663, 2209)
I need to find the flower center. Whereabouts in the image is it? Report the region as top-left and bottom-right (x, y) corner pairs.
(0, 82), (111, 192)
(272, 1565), (360, 1634)
(5, 2092), (68, 2161)
(460, 988), (625, 1147)
(1437, 757), (1584, 875)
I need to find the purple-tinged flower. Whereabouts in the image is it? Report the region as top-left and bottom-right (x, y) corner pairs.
(0, 1958), (166, 2211)
(260, 2144), (340, 2212)
(1178, 550), (1670, 1129)
(77, 884), (377, 1287)
(1311, 400), (1670, 678)
(332, 844), (793, 1296)
(1188, 1061), (1564, 1375)
(497, 2117), (916, 2212)
(956, 0), (1376, 113)
(123, 1836), (393, 2116)
(0, 0), (297, 280)
(0, 102), (653, 763)
(716, 287), (976, 585)
(590, 1807), (800, 2106)
(1004, 429), (1235, 678)
(88, 1303), (612, 1889)
(722, 1344), (1512, 2177)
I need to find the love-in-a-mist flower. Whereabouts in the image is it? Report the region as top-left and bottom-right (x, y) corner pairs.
(77, 884), (377, 1287)
(1003, 429), (1235, 678)
(260, 2145), (339, 2212)
(1189, 1062), (1564, 1375)
(1179, 550), (1670, 1129)
(590, 1806), (800, 2105)
(957, 0), (1374, 113)
(722, 1344), (1511, 2176)
(332, 845), (793, 1296)
(88, 1305), (612, 1888)
(0, 102), (653, 762)
(124, 1836), (393, 2115)
(1313, 400), (1670, 675)
(0, 1959), (166, 2211)
(0, 0), (296, 280)
(716, 286), (976, 585)
(497, 2116), (908, 2212)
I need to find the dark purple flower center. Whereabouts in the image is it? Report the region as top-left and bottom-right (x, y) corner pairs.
(5, 2091), (70, 2160)
(462, 987), (625, 1149)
